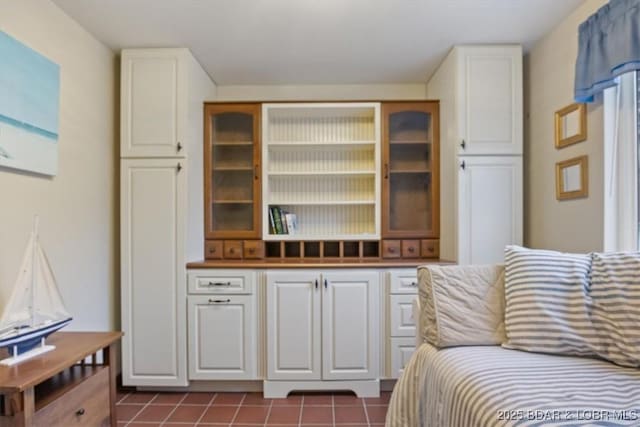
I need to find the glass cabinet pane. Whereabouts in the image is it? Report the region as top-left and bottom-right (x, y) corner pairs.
(383, 103), (438, 238)
(205, 105), (260, 238)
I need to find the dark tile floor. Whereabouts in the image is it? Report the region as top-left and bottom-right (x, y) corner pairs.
(116, 390), (390, 426)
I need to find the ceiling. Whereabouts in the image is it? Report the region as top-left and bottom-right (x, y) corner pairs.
(52, 0), (583, 85)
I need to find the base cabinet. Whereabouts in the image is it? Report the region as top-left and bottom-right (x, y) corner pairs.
(265, 270), (379, 395)
(188, 295), (256, 380)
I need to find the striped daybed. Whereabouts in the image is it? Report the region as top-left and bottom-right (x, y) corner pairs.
(386, 249), (640, 427)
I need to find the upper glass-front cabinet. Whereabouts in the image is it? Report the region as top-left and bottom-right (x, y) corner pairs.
(204, 104), (261, 239)
(382, 102), (439, 238)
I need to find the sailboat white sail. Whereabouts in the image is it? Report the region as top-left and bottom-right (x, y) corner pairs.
(0, 217), (72, 365)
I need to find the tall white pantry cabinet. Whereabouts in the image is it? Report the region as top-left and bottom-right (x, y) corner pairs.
(120, 48), (216, 386)
(427, 45), (524, 265)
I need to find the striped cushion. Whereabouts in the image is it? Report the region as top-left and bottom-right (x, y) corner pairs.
(503, 245), (597, 356)
(590, 252), (640, 367)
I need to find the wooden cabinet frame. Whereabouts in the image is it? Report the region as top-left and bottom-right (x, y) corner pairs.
(381, 102), (440, 239)
(204, 103), (262, 239)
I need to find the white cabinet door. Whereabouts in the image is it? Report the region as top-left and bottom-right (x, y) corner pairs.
(121, 158), (187, 386)
(266, 272), (321, 380)
(390, 294), (416, 337)
(457, 156), (523, 265)
(188, 295), (256, 380)
(457, 46), (523, 155)
(322, 272), (379, 380)
(121, 49), (185, 158)
(390, 337), (415, 379)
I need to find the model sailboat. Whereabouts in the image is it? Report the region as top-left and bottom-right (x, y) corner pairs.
(0, 217), (72, 365)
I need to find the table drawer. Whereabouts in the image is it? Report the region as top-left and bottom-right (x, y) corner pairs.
(390, 337), (416, 379)
(188, 270), (254, 294)
(34, 367), (110, 427)
(389, 270), (418, 294)
(390, 294), (417, 337)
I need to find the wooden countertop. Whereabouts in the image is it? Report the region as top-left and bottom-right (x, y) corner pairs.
(0, 331), (123, 393)
(187, 259), (454, 269)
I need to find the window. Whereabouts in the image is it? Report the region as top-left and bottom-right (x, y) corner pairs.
(603, 71), (639, 251)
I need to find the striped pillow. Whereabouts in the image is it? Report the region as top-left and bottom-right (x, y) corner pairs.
(590, 252), (640, 367)
(503, 245), (597, 356)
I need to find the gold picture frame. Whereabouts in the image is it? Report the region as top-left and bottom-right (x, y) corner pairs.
(556, 155), (588, 200)
(555, 103), (587, 148)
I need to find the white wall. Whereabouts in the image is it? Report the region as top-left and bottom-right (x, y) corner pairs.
(0, 0), (118, 331)
(524, 0), (607, 252)
(216, 83), (427, 101)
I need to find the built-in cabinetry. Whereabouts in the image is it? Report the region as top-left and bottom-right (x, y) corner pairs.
(203, 101), (439, 261)
(387, 270), (419, 379)
(204, 104), (262, 260)
(120, 48), (216, 387)
(187, 270), (257, 380)
(264, 270), (379, 397)
(427, 45), (523, 264)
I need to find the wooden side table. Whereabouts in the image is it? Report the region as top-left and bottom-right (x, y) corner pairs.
(0, 331), (122, 427)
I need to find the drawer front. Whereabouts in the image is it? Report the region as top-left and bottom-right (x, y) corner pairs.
(382, 240), (401, 258)
(188, 270), (255, 294)
(34, 367), (110, 427)
(401, 240), (420, 258)
(421, 239), (439, 258)
(389, 270), (418, 294)
(224, 241), (243, 259)
(390, 294), (417, 337)
(243, 240), (264, 259)
(205, 240), (223, 259)
(390, 337), (416, 379)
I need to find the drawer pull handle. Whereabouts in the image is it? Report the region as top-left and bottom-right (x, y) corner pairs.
(209, 298), (231, 304)
(208, 281), (231, 287)
(76, 408), (85, 416)
(410, 282), (417, 287)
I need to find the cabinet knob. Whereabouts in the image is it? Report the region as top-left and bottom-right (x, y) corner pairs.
(388, 247), (396, 253)
(209, 247), (216, 253)
(460, 160), (466, 170)
(410, 282), (417, 287)
(229, 247), (235, 254)
(248, 247), (255, 254)
(76, 408), (85, 416)
(177, 142), (183, 152)
(408, 246), (415, 253)
(177, 162), (182, 172)
(460, 139), (466, 150)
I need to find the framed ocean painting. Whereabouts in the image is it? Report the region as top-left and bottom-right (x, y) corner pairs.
(0, 31), (60, 176)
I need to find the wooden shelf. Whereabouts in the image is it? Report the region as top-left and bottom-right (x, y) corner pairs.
(390, 140), (431, 144)
(390, 169), (431, 174)
(213, 141), (254, 146)
(265, 233), (378, 241)
(213, 166), (253, 171)
(213, 200), (254, 205)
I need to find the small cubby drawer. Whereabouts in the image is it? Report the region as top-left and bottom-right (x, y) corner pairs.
(243, 240), (264, 259)
(401, 240), (420, 258)
(382, 240), (401, 258)
(205, 240), (223, 259)
(421, 239), (439, 258)
(390, 294), (417, 337)
(389, 270), (418, 294)
(188, 270), (254, 294)
(224, 241), (243, 259)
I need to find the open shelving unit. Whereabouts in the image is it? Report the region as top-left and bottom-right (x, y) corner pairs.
(262, 103), (381, 242)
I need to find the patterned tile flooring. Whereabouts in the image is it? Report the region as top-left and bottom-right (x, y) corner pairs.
(116, 390), (390, 427)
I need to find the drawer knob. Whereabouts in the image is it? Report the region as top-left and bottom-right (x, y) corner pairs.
(248, 248), (255, 254)
(209, 298), (231, 304)
(208, 281), (231, 287)
(209, 247), (216, 253)
(76, 408), (85, 416)
(411, 282), (417, 287)
(408, 246), (415, 253)
(388, 247), (396, 253)
(229, 248), (235, 254)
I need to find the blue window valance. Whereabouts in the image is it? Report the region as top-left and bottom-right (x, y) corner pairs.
(575, 0), (640, 102)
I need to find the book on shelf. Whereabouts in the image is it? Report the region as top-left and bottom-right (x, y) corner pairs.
(269, 206), (298, 235)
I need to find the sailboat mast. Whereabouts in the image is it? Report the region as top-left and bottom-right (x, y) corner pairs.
(30, 216), (39, 328)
